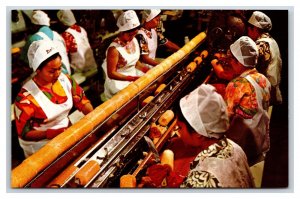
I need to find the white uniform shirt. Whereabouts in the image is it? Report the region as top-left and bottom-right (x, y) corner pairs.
(181, 138), (254, 188)
(102, 38), (140, 99)
(19, 73), (73, 157)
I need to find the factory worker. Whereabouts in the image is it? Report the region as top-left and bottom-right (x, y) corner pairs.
(208, 14), (247, 97)
(136, 9), (180, 74)
(20, 10), (71, 75)
(101, 10), (150, 101)
(224, 36), (271, 166)
(177, 84), (254, 188)
(57, 10), (98, 73)
(14, 40), (94, 158)
(247, 11), (282, 105)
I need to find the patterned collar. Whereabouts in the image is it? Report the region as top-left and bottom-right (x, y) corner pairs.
(190, 137), (231, 169)
(70, 24), (81, 32)
(141, 27), (153, 39)
(114, 37), (129, 47)
(113, 37), (136, 54)
(240, 68), (258, 78)
(258, 32), (271, 40)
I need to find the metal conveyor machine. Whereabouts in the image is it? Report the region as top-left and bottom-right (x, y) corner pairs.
(11, 32), (213, 188)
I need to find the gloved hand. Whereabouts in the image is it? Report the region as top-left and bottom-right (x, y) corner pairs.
(126, 76), (140, 81)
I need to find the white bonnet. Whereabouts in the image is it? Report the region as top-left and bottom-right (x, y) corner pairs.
(27, 40), (59, 71)
(116, 10), (140, 32)
(248, 11), (272, 31)
(31, 10), (50, 26)
(142, 9), (161, 23)
(230, 36), (258, 67)
(57, 10), (77, 26)
(179, 84), (229, 139)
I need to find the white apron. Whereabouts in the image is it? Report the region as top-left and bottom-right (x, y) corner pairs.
(136, 28), (158, 75)
(244, 75), (271, 156)
(36, 31), (71, 75)
(66, 27), (98, 72)
(181, 139), (254, 188)
(138, 28), (158, 60)
(102, 38), (140, 100)
(19, 73), (73, 157)
(257, 37), (282, 104)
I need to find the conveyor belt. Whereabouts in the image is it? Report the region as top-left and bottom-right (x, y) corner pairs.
(60, 49), (210, 188)
(12, 32), (208, 188)
(87, 64), (197, 187)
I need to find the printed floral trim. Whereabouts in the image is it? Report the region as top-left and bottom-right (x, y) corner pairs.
(136, 33), (149, 55)
(180, 170), (220, 188)
(225, 69), (270, 119)
(190, 138), (233, 169)
(256, 33), (272, 80)
(181, 138), (234, 188)
(14, 75), (90, 138)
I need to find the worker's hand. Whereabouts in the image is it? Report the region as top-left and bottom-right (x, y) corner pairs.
(126, 76), (140, 81)
(46, 128), (65, 139)
(140, 66), (150, 73)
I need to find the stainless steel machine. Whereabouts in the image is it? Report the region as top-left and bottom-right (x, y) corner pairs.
(11, 32), (211, 188)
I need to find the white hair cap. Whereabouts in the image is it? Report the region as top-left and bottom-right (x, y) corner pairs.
(230, 36), (258, 67)
(248, 11), (272, 31)
(27, 40), (59, 71)
(57, 10), (77, 26)
(142, 9), (161, 22)
(179, 84), (230, 139)
(31, 10), (50, 26)
(116, 10), (140, 32)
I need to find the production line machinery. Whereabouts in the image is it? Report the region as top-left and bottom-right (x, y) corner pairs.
(11, 32), (213, 188)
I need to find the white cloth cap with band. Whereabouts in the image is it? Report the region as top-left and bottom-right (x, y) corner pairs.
(57, 10), (77, 26)
(31, 10), (50, 26)
(27, 40), (59, 71)
(142, 9), (161, 23)
(179, 84), (229, 139)
(230, 36), (258, 67)
(248, 11), (272, 31)
(116, 10), (140, 32)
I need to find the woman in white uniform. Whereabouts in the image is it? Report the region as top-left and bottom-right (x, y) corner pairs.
(177, 84), (254, 188)
(247, 11), (282, 105)
(101, 10), (149, 100)
(57, 10), (98, 73)
(224, 36), (271, 166)
(135, 9), (180, 75)
(14, 40), (94, 158)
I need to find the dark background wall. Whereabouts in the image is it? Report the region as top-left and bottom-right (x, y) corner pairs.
(259, 10), (289, 188)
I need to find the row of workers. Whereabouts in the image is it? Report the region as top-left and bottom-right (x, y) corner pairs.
(137, 11), (282, 188)
(13, 10), (282, 188)
(137, 11), (282, 187)
(13, 9), (179, 158)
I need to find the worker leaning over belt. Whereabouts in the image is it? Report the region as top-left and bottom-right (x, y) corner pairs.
(135, 9), (180, 75)
(224, 36), (271, 166)
(14, 40), (94, 158)
(101, 10), (150, 101)
(177, 84), (254, 188)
